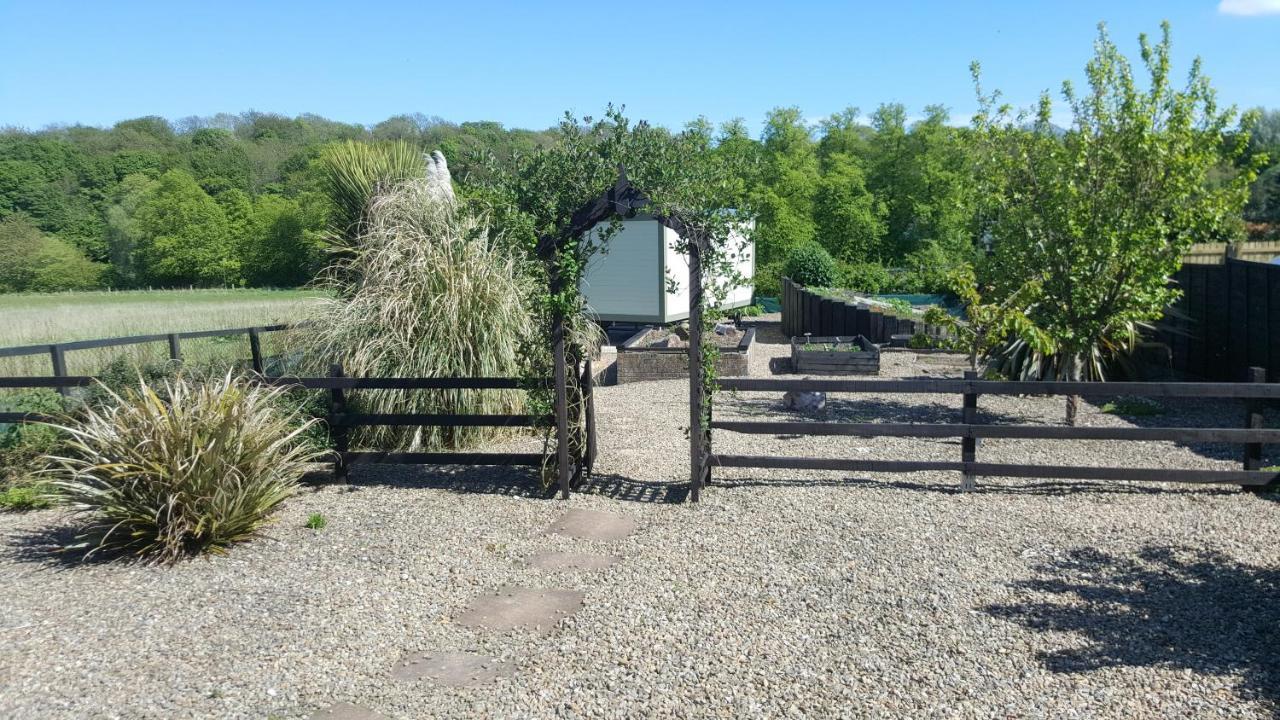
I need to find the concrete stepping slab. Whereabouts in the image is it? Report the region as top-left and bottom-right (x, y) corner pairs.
(308, 702), (388, 720)
(456, 587), (585, 635)
(391, 650), (515, 686)
(526, 551), (620, 571)
(547, 509), (637, 541)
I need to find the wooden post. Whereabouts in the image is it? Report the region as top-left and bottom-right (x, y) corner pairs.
(330, 363), (349, 482)
(48, 344), (69, 397)
(961, 370), (979, 491)
(582, 354), (597, 477)
(552, 315), (571, 499)
(688, 230), (707, 502)
(167, 333), (182, 364)
(1244, 366), (1266, 474)
(248, 328), (264, 374)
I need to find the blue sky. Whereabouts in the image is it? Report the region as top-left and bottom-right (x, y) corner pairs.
(1, 0), (1277, 134)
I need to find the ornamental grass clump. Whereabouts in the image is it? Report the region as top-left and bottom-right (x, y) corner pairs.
(43, 372), (320, 563)
(303, 177), (537, 451)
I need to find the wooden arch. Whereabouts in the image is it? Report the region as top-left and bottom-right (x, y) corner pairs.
(536, 168), (710, 501)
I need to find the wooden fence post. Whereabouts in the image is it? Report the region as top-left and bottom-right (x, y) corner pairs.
(688, 230), (707, 502)
(167, 333), (182, 364)
(329, 363), (349, 482)
(961, 370), (979, 491)
(248, 328), (264, 374)
(48, 344), (69, 397)
(1244, 366), (1266, 475)
(582, 354), (597, 477)
(552, 314), (571, 500)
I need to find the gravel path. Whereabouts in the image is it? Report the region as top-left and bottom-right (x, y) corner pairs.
(2, 322), (1278, 719)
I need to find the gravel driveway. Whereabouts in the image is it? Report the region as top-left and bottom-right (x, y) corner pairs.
(2, 323), (1277, 719)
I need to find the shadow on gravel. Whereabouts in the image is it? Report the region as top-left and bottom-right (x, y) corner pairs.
(709, 475), (1241, 497)
(719, 396), (1029, 426)
(984, 545), (1280, 710)
(6, 522), (136, 569)
(1084, 397), (1280, 468)
(341, 465), (687, 504)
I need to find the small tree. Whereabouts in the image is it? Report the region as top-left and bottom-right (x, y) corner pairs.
(972, 22), (1262, 419)
(923, 265), (1053, 372)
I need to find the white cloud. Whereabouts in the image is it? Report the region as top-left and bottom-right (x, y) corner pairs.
(1219, 0), (1280, 16)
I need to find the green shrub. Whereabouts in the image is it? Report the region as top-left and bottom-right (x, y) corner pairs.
(753, 261), (784, 298)
(727, 304), (764, 320)
(838, 262), (893, 293)
(882, 298), (914, 315)
(0, 482), (51, 511)
(1, 389), (68, 510)
(907, 333), (936, 349)
(43, 372), (321, 563)
(305, 513), (327, 530)
(784, 241), (839, 288)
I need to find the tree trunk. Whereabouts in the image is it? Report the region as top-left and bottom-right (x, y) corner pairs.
(1063, 354), (1082, 427)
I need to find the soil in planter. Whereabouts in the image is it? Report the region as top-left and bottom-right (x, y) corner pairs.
(642, 326), (744, 350)
(797, 341), (866, 352)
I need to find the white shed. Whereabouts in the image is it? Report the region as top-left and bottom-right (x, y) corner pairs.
(580, 216), (755, 324)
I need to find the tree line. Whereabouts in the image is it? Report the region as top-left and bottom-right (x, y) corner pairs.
(0, 113), (555, 291)
(1, 95), (1277, 295)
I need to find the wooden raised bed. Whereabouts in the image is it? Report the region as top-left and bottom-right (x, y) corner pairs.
(616, 326), (755, 383)
(791, 335), (880, 375)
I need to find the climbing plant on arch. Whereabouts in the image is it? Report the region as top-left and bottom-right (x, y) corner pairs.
(478, 108), (752, 500)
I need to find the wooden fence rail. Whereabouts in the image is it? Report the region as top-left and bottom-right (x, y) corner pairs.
(0, 323), (294, 395)
(706, 368), (1280, 490)
(0, 365), (595, 499)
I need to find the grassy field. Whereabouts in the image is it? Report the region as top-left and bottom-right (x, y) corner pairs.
(0, 289), (325, 376)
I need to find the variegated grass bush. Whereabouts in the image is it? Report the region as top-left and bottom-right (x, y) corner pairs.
(298, 178), (538, 451)
(42, 372), (321, 563)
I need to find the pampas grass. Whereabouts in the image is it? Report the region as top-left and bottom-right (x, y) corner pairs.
(301, 179), (537, 451)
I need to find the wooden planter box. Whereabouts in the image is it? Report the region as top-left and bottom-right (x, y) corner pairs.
(791, 335), (880, 375)
(616, 327), (755, 383)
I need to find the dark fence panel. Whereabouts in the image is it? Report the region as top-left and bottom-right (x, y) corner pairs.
(1164, 258), (1280, 381)
(781, 277), (934, 343)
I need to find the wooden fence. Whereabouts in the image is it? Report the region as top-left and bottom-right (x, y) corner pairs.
(1162, 257), (1280, 382)
(0, 323), (293, 393)
(703, 370), (1280, 491)
(781, 277), (946, 343)
(1182, 241), (1280, 265)
(0, 358), (598, 499)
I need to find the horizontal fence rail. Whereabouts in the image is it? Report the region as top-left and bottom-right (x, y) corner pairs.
(0, 324), (290, 358)
(0, 368), (570, 476)
(707, 369), (1280, 491)
(719, 377), (1280, 399)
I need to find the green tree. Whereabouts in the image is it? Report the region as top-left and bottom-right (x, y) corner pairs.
(813, 152), (887, 262)
(754, 108), (819, 264)
(240, 193), (325, 287)
(974, 22), (1260, 398)
(188, 128), (252, 194)
(0, 215), (104, 292)
(132, 170), (238, 286)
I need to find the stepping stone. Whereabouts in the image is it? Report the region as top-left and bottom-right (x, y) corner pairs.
(456, 587), (585, 635)
(308, 702), (388, 720)
(526, 551), (620, 571)
(391, 650), (515, 686)
(547, 509), (637, 541)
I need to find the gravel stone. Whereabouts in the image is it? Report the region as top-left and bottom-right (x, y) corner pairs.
(1, 320), (1277, 718)
(390, 651), (514, 686)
